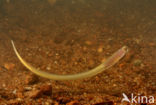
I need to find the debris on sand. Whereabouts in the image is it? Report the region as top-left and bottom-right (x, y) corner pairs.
(25, 84), (52, 98)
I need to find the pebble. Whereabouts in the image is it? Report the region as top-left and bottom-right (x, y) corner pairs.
(25, 74), (39, 85)
(40, 84), (52, 96)
(4, 63), (15, 70)
(45, 102), (51, 105)
(85, 41), (92, 45)
(24, 86), (33, 91)
(54, 101), (59, 105)
(133, 38), (141, 44)
(46, 66), (51, 70)
(26, 90), (41, 98)
(133, 59), (142, 66)
(25, 84), (52, 98)
(97, 46), (103, 53)
(95, 76), (100, 82)
(56, 97), (71, 103)
(83, 46), (87, 51)
(7, 98), (23, 104)
(55, 53), (59, 56)
(16, 92), (24, 98)
(12, 89), (17, 94)
(148, 42), (155, 47)
(54, 61), (58, 64)
(2, 83), (6, 87)
(101, 58), (106, 63)
(66, 100), (80, 105)
(88, 59), (94, 68)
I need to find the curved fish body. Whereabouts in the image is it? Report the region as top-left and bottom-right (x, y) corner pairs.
(11, 40), (128, 80)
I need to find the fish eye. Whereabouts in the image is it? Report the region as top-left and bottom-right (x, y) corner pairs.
(122, 46), (128, 52)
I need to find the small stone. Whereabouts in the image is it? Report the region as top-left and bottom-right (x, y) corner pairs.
(133, 59), (142, 66)
(134, 38), (141, 44)
(12, 89), (17, 94)
(18, 86), (25, 92)
(45, 102), (51, 105)
(148, 42), (155, 47)
(25, 74), (39, 85)
(85, 41), (92, 45)
(88, 59), (94, 68)
(40, 84), (52, 96)
(97, 47), (103, 53)
(26, 90), (41, 98)
(4, 63), (15, 70)
(101, 58), (106, 63)
(46, 66), (51, 70)
(83, 92), (87, 97)
(55, 53), (59, 56)
(83, 46), (87, 51)
(74, 61), (78, 65)
(113, 84), (117, 87)
(2, 83), (6, 87)
(24, 86), (32, 91)
(66, 100), (80, 105)
(95, 76), (100, 82)
(54, 101), (59, 105)
(16, 98), (22, 101)
(16, 92), (24, 98)
(7, 98), (22, 104)
(94, 96), (103, 103)
(56, 97), (71, 104)
(54, 61), (58, 64)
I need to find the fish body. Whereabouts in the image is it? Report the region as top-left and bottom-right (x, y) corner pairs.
(11, 40), (128, 80)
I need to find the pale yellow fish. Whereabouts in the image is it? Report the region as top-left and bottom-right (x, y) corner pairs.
(11, 40), (128, 80)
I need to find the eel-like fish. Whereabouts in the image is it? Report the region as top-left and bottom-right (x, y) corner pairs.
(11, 40), (128, 80)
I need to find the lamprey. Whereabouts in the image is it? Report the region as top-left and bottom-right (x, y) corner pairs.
(11, 40), (128, 80)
